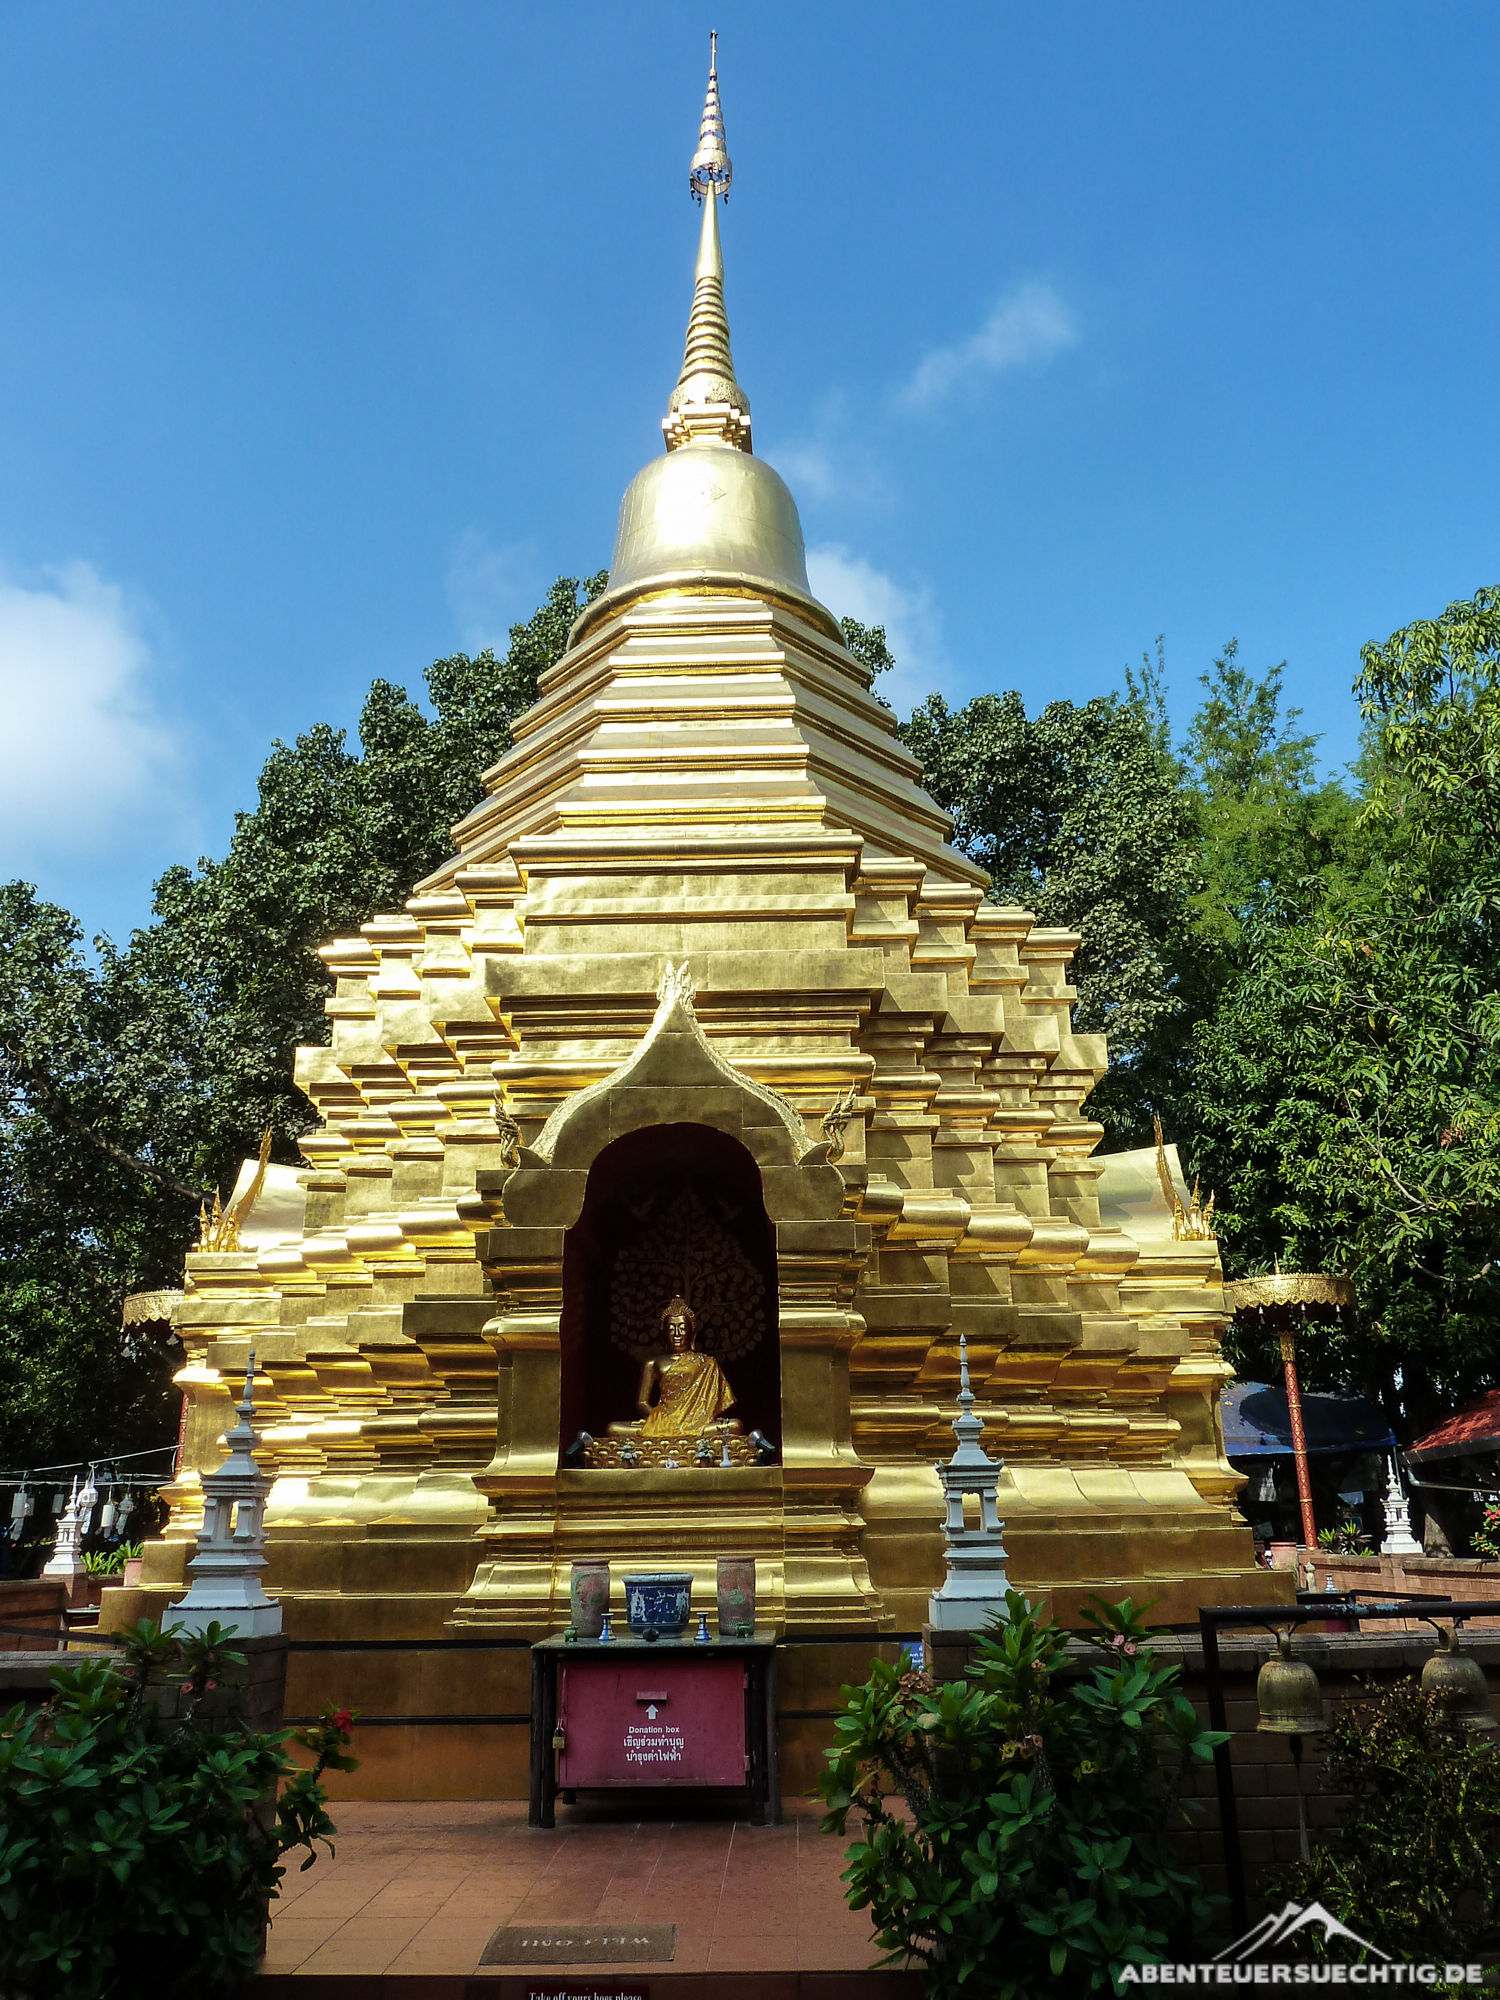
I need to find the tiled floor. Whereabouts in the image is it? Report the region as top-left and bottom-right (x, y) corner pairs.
(264, 1799), (885, 1978)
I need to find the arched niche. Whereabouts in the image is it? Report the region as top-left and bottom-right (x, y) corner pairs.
(558, 1122), (780, 1456)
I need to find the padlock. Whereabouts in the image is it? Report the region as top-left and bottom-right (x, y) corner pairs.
(551, 1727), (566, 1751)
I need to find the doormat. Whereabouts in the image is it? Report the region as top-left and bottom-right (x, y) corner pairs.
(480, 1923), (676, 1965)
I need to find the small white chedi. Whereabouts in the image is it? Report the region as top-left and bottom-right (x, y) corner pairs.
(41, 1474), (94, 1582)
(928, 1332), (1011, 1631)
(168, 1351), (282, 1638)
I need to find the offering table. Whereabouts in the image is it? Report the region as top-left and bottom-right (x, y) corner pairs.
(529, 1628), (780, 1828)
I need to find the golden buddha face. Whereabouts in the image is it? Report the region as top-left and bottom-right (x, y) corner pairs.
(661, 1297), (696, 1352)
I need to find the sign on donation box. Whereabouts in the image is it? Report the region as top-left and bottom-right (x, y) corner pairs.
(557, 1658), (748, 1788)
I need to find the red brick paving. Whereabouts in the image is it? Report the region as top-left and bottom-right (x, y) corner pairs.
(260, 1798), (889, 1979)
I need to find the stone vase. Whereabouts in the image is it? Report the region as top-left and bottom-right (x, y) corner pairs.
(716, 1556), (755, 1636)
(569, 1559), (610, 1638)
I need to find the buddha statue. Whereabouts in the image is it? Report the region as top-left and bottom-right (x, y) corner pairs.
(609, 1296), (742, 1442)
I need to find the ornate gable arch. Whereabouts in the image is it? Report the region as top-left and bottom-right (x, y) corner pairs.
(500, 963), (848, 1231)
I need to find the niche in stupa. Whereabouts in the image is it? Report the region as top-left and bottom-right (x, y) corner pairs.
(560, 1123), (781, 1467)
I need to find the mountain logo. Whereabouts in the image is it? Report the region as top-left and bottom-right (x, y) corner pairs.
(1214, 1900), (1391, 1962)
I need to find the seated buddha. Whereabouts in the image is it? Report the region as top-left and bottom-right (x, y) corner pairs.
(609, 1296), (742, 1441)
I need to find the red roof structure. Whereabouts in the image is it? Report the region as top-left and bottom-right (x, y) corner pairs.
(1408, 1388), (1500, 1463)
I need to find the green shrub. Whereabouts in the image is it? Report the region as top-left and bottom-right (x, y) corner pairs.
(1267, 1676), (1500, 1963)
(82, 1541), (143, 1577)
(1316, 1522), (1373, 1556)
(816, 1591), (1224, 1998)
(0, 1618), (356, 1999)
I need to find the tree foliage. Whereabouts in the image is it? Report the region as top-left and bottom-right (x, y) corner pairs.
(1267, 1676), (1500, 1965)
(0, 575), (603, 1470)
(1190, 589), (1500, 1416)
(1180, 639), (1359, 964)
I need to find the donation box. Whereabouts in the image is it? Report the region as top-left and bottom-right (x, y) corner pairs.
(557, 1656), (748, 1789)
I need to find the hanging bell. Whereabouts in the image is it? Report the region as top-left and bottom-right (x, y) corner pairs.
(1257, 1630), (1327, 1736)
(1420, 1626), (1498, 1734)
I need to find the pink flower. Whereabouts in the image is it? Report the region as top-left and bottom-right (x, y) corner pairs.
(332, 1708), (354, 1734)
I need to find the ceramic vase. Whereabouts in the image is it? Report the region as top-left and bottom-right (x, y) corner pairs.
(623, 1570), (692, 1637)
(570, 1558), (611, 1638)
(716, 1555), (755, 1636)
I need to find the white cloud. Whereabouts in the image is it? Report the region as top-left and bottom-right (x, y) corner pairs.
(806, 544), (947, 712)
(768, 436), (844, 504)
(898, 279), (1080, 411)
(445, 530), (543, 653)
(0, 561), (181, 859)
(764, 390), (892, 511)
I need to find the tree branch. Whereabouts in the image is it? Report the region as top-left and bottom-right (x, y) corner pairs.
(1, 1043), (207, 1204)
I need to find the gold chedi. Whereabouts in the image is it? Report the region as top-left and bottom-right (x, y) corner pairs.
(103, 46), (1281, 1789)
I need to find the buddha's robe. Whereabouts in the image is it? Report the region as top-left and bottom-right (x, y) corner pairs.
(639, 1351), (736, 1437)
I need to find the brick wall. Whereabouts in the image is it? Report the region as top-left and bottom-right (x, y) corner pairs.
(0, 1578), (70, 1650)
(1297, 1550), (1500, 1628)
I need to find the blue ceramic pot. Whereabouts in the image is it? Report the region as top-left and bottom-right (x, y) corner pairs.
(623, 1571), (693, 1638)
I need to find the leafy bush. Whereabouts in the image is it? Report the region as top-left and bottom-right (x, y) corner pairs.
(82, 1541), (144, 1577)
(1472, 1502), (1500, 1563)
(1267, 1677), (1500, 1963)
(0, 1618), (356, 1999)
(1316, 1522), (1373, 1555)
(817, 1592), (1224, 1997)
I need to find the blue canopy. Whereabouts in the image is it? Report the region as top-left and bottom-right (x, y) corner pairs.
(1221, 1380), (1396, 1459)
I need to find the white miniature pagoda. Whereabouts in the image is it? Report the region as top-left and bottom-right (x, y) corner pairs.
(168, 1351), (281, 1638)
(928, 1332), (1011, 1631)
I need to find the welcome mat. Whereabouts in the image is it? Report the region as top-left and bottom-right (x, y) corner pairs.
(480, 1923), (676, 1965)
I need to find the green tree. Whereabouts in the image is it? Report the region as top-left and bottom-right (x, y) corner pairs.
(1135, 639), (1362, 1155)
(1189, 589), (1500, 1421)
(1182, 639), (1358, 963)
(840, 616), (896, 685)
(0, 885), (186, 1470)
(0, 575), (604, 1471)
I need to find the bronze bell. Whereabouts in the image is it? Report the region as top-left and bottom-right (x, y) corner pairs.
(1257, 1630), (1327, 1736)
(1421, 1626), (1498, 1734)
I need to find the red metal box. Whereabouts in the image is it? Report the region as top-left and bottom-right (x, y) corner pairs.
(556, 1655), (748, 1788)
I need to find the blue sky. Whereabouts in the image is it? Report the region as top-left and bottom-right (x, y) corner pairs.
(1, 2), (1497, 945)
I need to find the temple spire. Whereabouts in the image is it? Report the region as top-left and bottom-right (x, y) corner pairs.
(665, 34), (752, 453)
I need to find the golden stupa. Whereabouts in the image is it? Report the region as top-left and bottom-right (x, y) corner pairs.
(107, 45), (1277, 1790)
